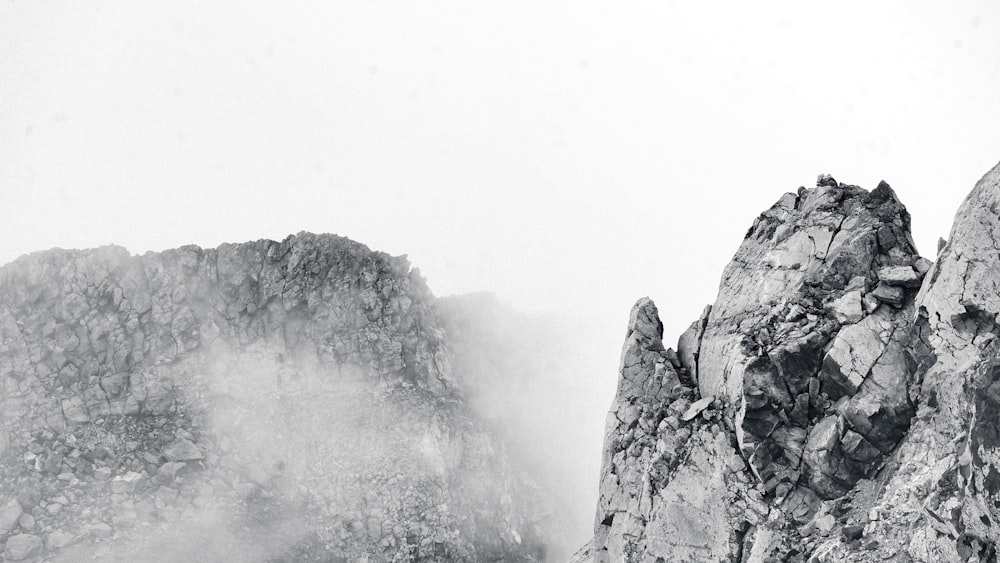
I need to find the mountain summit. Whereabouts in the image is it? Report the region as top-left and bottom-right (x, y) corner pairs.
(0, 233), (547, 562)
(574, 161), (1000, 562)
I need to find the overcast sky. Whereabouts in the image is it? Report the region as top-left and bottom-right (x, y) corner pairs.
(3, 1), (1000, 546)
(3, 1), (1000, 330)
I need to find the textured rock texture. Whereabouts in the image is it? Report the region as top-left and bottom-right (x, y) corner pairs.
(0, 233), (546, 562)
(575, 161), (1000, 563)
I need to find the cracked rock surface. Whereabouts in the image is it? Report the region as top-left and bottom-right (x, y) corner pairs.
(0, 232), (547, 562)
(574, 161), (1000, 563)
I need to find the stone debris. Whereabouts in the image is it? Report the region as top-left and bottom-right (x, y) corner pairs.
(680, 396), (714, 421)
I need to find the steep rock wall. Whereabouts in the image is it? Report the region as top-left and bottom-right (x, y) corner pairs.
(810, 160), (1000, 561)
(575, 163), (1000, 563)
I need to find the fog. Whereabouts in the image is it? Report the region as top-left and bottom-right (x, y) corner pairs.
(42, 311), (554, 562)
(3, 1), (1000, 561)
(0, 241), (560, 561)
(436, 293), (616, 558)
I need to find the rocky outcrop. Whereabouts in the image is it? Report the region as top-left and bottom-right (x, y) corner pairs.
(0, 233), (547, 562)
(586, 298), (763, 563)
(696, 179), (929, 506)
(576, 162), (1000, 562)
(811, 161), (1000, 561)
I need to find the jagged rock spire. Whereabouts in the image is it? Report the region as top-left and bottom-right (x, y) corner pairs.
(573, 167), (1000, 562)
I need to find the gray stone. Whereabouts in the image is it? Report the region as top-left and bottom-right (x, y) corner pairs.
(17, 513), (34, 531)
(912, 257), (933, 276)
(815, 513), (836, 535)
(870, 283), (904, 306)
(155, 486), (178, 507)
(112, 510), (138, 528)
(0, 498), (23, 534)
(82, 522), (113, 538)
(153, 461), (187, 485)
(110, 471), (144, 494)
(45, 530), (74, 550)
(163, 438), (203, 462)
(681, 396), (714, 422)
(802, 415), (844, 498)
(876, 265), (921, 287)
(827, 290), (864, 325)
(677, 305), (711, 385)
(842, 524), (865, 540)
(4, 534), (42, 561)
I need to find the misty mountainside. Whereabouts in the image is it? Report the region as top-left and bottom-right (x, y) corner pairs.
(435, 293), (609, 560)
(0, 233), (553, 562)
(573, 160), (1000, 563)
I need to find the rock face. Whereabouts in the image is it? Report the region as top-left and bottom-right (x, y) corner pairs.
(0, 233), (546, 562)
(575, 161), (1000, 563)
(589, 298), (762, 563)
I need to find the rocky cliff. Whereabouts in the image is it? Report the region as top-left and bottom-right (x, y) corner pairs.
(574, 161), (1000, 562)
(0, 233), (547, 562)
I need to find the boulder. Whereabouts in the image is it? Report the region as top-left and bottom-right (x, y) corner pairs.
(4, 534), (42, 561)
(827, 290), (864, 325)
(81, 522), (113, 539)
(0, 498), (23, 534)
(152, 461), (187, 485)
(46, 530), (75, 550)
(870, 283), (904, 306)
(876, 265), (921, 287)
(680, 396), (714, 422)
(162, 438), (203, 462)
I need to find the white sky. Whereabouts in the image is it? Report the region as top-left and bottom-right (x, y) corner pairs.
(3, 2), (999, 327)
(3, 1), (1000, 547)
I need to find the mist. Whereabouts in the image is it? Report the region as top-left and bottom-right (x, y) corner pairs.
(436, 293), (618, 559)
(3, 2), (1000, 562)
(46, 347), (542, 563)
(0, 237), (552, 562)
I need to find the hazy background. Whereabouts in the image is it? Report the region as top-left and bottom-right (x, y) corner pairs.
(3, 0), (1000, 553)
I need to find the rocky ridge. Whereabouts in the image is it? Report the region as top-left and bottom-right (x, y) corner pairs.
(0, 233), (547, 562)
(574, 161), (1000, 562)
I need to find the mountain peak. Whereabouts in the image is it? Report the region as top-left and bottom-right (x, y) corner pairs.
(575, 160), (1000, 562)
